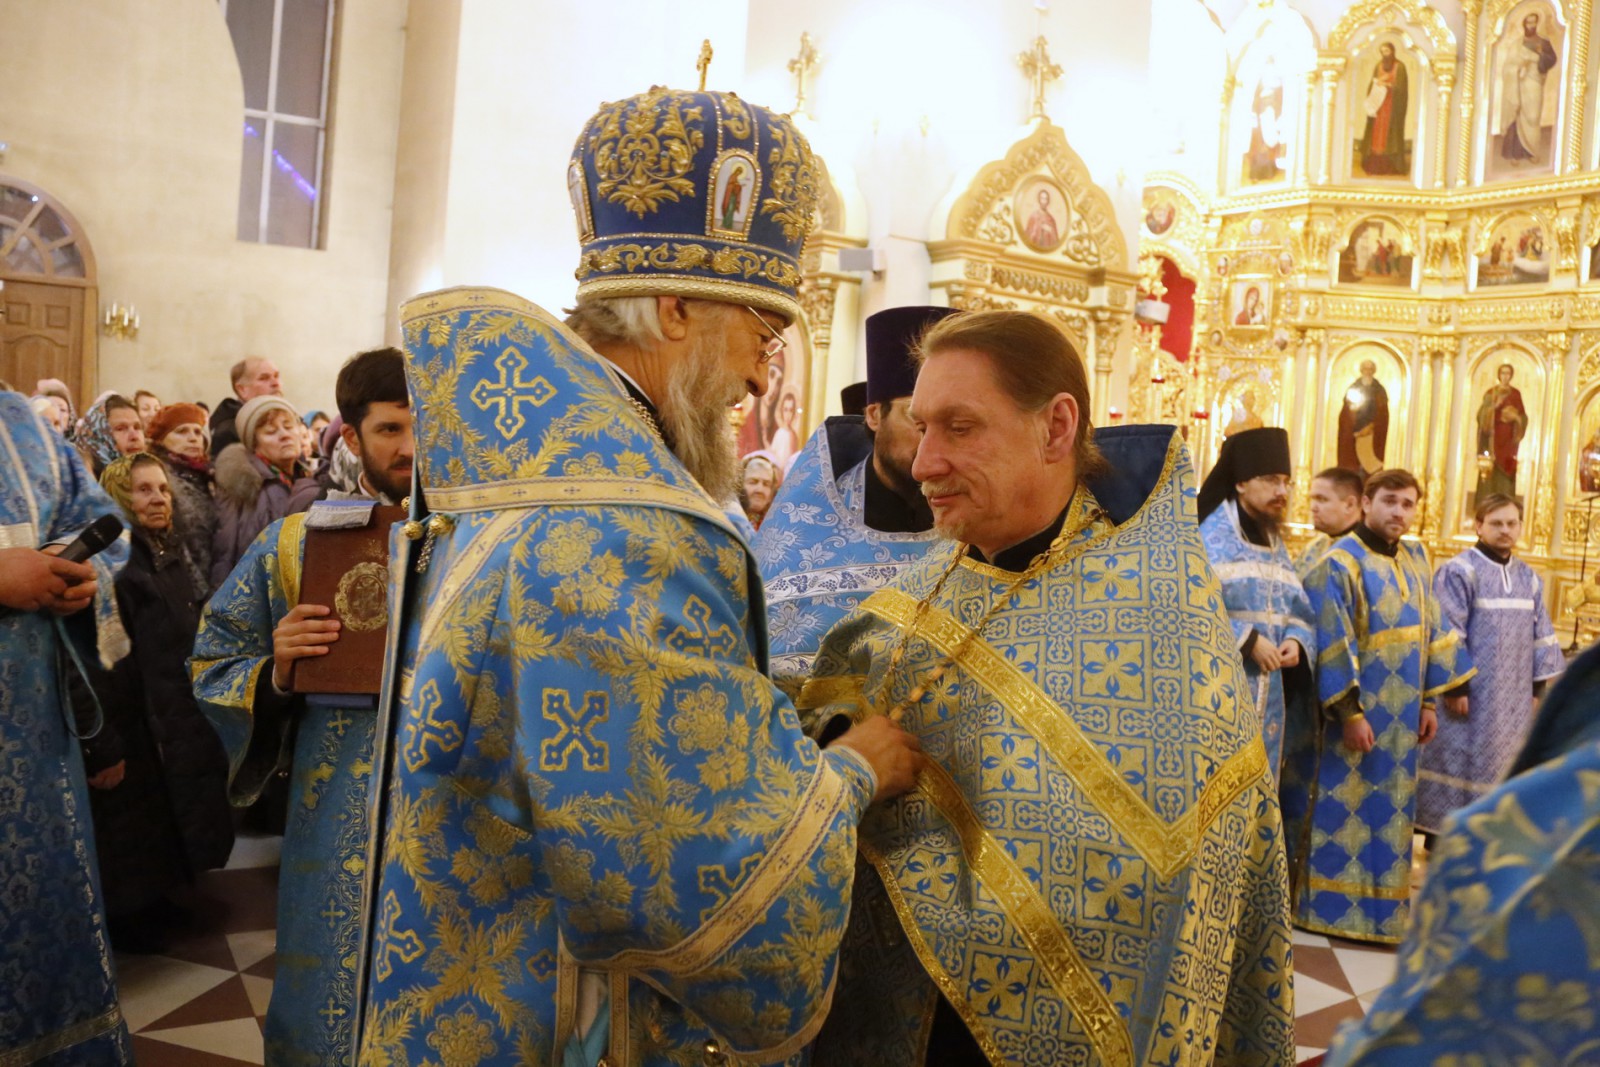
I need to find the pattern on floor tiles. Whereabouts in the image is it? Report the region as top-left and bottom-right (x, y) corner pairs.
(113, 837), (278, 1066)
(112, 834), (1395, 1065)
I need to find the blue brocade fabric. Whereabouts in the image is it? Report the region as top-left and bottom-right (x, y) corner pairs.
(1324, 651), (1600, 1064)
(190, 516), (375, 1065)
(1280, 536), (1474, 944)
(754, 417), (937, 693)
(1199, 500), (1317, 781)
(354, 288), (878, 1065)
(1416, 547), (1565, 831)
(801, 426), (1295, 1067)
(0, 393), (132, 1065)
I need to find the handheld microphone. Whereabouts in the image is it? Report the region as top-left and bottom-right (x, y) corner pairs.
(57, 514), (124, 564)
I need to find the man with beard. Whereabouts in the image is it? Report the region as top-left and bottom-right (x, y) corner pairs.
(755, 305), (956, 690)
(352, 87), (923, 1065)
(1417, 494), (1563, 839)
(1296, 466), (1365, 581)
(1198, 427), (1316, 781)
(190, 346), (412, 1065)
(1280, 469), (1474, 945)
(797, 310), (1294, 1066)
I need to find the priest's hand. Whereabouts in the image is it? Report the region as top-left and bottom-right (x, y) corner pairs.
(1277, 639), (1301, 669)
(272, 603), (341, 691)
(833, 716), (925, 804)
(1249, 636), (1283, 672)
(1342, 716), (1376, 755)
(1443, 694), (1469, 719)
(0, 547), (96, 614)
(1419, 704), (1439, 743)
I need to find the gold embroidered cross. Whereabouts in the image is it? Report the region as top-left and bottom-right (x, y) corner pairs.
(400, 679), (463, 772)
(373, 892), (425, 982)
(541, 689), (611, 772)
(668, 596), (740, 660)
(471, 347), (556, 439)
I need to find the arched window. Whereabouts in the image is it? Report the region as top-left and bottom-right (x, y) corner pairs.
(219, 0), (337, 248)
(0, 182), (89, 279)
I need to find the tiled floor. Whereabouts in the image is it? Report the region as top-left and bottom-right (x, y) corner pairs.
(114, 834), (280, 1066)
(112, 833), (1399, 1065)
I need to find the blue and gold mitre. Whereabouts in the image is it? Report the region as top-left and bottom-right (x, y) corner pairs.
(568, 86), (819, 323)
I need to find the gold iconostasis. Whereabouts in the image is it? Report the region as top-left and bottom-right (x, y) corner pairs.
(1134, 0), (1600, 638)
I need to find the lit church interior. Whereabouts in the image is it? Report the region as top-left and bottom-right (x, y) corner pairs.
(4, 1), (1599, 1064)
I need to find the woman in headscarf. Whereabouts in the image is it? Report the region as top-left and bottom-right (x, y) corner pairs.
(211, 394), (322, 585)
(148, 402), (219, 598)
(32, 377), (76, 438)
(76, 391), (147, 476)
(76, 453), (233, 951)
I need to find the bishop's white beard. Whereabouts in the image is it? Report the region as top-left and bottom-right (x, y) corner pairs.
(660, 328), (742, 502)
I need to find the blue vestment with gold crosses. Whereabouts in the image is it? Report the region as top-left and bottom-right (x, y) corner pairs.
(191, 515), (376, 1065)
(1279, 534), (1474, 944)
(353, 288), (879, 1065)
(754, 416), (937, 693)
(0, 393), (132, 1066)
(799, 426), (1295, 1067)
(1324, 640), (1600, 1066)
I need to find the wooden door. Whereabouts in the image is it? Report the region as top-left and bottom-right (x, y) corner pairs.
(1, 280), (85, 399)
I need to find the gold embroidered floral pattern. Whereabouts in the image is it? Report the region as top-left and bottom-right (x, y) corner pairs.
(760, 122), (819, 243)
(670, 682), (751, 791)
(587, 90), (704, 216)
(575, 242), (801, 289)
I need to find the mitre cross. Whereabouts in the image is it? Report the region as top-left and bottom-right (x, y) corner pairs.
(696, 39), (714, 91)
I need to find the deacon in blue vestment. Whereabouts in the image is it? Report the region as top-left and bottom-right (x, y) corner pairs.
(800, 311), (1294, 1067)
(1294, 467), (1363, 582)
(1323, 639), (1600, 1066)
(191, 348), (411, 1065)
(1281, 468), (1474, 944)
(755, 305), (956, 692)
(353, 87), (923, 1066)
(1198, 427), (1316, 779)
(1417, 493), (1563, 833)
(0, 390), (132, 1065)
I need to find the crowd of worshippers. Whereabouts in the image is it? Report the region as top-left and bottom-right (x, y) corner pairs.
(5, 350), (409, 957)
(4, 81), (1598, 1067)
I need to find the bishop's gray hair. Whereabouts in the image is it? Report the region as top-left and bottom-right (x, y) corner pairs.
(563, 295), (667, 349)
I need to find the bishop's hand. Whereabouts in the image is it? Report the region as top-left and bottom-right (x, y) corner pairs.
(832, 715), (925, 804)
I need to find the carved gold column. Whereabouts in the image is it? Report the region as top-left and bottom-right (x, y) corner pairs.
(1218, 74), (1238, 192)
(1565, 0), (1592, 172)
(1090, 310), (1119, 426)
(1534, 330), (1571, 553)
(1438, 338), (1466, 535)
(1433, 70), (1454, 190)
(1433, 340), (1459, 547)
(1316, 60), (1341, 185)
(1301, 327), (1328, 491)
(1455, 0), (1481, 186)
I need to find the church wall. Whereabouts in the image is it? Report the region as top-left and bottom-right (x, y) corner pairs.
(0, 0), (407, 415)
(391, 0), (1151, 413)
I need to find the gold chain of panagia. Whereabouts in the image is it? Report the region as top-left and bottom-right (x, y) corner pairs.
(883, 504), (1104, 724)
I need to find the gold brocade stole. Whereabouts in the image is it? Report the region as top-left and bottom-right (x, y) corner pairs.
(849, 566), (1267, 1063)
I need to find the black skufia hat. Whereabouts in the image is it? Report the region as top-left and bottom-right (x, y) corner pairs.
(839, 381), (867, 417)
(865, 306), (961, 406)
(1197, 426), (1291, 521)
